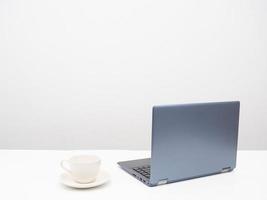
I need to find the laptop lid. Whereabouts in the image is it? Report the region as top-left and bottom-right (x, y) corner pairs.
(149, 101), (240, 185)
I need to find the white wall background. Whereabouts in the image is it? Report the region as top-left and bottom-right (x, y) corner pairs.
(1, 0), (266, 150)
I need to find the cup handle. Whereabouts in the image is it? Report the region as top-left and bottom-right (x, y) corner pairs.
(61, 160), (72, 174)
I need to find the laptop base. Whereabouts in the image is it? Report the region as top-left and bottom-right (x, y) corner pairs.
(118, 158), (234, 187)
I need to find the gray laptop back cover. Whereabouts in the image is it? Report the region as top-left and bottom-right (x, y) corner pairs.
(150, 101), (240, 185)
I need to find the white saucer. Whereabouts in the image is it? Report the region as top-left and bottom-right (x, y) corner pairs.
(60, 170), (110, 189)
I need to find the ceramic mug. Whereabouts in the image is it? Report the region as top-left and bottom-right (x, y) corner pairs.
(61, 155), (101, 183)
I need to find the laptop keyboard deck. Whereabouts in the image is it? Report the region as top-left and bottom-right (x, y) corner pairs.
(132, 165), (150, 178)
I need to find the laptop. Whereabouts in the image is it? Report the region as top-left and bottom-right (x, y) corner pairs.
(118, 101), (240, 186)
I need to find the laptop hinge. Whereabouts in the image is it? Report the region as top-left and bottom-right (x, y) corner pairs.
(157, 179), (168, 185)
(221, 167), (231, 173)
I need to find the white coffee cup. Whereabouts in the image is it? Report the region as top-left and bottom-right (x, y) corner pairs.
(61, 155), (101, 184)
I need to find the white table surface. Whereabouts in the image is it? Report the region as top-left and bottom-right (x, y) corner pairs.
(1, 150), (266, 200)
